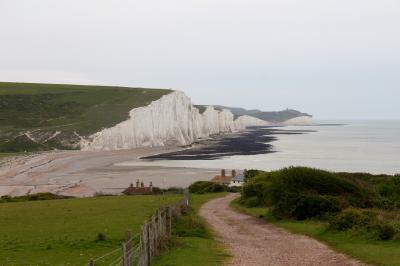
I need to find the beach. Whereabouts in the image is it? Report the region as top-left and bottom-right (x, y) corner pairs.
(0, 147), (219, 197)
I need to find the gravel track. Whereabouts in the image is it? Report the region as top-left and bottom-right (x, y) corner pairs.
(199, 193), (365, 266)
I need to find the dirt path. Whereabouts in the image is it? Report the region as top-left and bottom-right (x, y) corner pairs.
(200, 193), (364, 266)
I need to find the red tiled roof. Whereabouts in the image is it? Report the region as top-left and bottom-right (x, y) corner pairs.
(211, 175), (232, 184)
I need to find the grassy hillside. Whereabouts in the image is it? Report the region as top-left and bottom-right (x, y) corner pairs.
(0, 194), (180, 265)
(0, 82), (171, 152)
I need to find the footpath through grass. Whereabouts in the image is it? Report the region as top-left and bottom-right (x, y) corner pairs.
(0, 194), (180, 265)
(153, 193), (230, 266)
(231, 199), (400, 266)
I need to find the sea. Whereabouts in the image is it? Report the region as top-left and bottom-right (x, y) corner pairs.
(121, 121), (400, 175)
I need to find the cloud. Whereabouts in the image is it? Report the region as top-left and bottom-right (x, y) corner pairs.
(0, 69), (97, 85)
(0, 0), (399, 119)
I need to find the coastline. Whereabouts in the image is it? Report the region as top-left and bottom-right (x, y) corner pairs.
(143, 127), (313, 160)
(2, 121), (399, 197)
(132, 122), (400, 175)
(0, 127), (314, 197)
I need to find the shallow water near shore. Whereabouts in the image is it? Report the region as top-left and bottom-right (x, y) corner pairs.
(119, 120), (400, 175)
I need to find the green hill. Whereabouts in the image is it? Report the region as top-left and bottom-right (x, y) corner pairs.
(0, 82), (171, 152)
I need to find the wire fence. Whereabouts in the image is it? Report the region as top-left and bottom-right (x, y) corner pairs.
(87, 190), (189, 266)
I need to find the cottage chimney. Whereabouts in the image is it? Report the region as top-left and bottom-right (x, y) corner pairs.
(136, 179), (140, 188)
(221, 169), (226, 177)
(141, 181), (144, 188)
(231, 169), (236, 178)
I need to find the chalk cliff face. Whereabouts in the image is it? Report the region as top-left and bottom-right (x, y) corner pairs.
(281, 116), (313, 126)
(80, 91), (269, 151)
(234, 115), (271, 128)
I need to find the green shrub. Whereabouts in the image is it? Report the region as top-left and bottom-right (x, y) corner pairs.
(242, 196), (262, 207)
(189, 181), (227, 194)
(241, 172), (272, 206)
(269, 167), (368, 219)
(376, 224), (395, 240)
(270, 167), (364, 199)
(174, 214), (209, 238)
(329, 208), (371, 231)
(0, 193), (72, 203)
(293, 195), (341, 220)
(240, 167), (375, 220)
(329, 209), (395, 241)
(243, 169), (264, 181)
(96, 233), (106, 242)
(378, 176), (400, 209)
(271, 193), (340, 220)
(0, 135), (47, 152)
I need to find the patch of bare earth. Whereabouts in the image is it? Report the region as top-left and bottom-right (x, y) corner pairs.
(199, 193), (366, 266)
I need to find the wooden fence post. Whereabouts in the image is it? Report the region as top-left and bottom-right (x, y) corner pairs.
(149, 216), (155, 258)
(138, 226), (144, 266)
(166, 206), (172, 236)
(154, 211), (159, 256)
(88, 259), (94, 266)
(162, 208), (167, 236)
(146, 222), (151, 265)
(125, 230), (132, 265)
(159, 208), (164, 236)
(158, 208), (162, 241)
(122, 242), (128, 266)
(139, 223), (149, 266)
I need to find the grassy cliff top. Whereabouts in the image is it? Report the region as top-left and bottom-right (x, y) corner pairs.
(0, 82), (172, 152)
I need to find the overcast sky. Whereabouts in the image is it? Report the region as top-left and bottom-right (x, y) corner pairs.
(1, 0), (399, 120)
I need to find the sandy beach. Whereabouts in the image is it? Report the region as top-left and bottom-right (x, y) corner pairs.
(0, 147), (218, 197)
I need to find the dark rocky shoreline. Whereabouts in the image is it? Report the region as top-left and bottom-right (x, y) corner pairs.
(142, 127), (315, 160)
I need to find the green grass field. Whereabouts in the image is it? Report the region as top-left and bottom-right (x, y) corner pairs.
(231, 199), (400, 266)
(154, 193), (230, 266)
(0, 82), (171, 152)
(0, 195), (180, 265)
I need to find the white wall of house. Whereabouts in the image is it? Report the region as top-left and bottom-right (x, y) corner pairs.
(229, 180), (243, 187)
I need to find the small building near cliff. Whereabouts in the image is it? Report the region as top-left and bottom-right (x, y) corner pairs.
(211, 169), (232, 185)
(122, 180), (161, 195)
(211, 169), (244, 186)
(229, 174), (244, 187)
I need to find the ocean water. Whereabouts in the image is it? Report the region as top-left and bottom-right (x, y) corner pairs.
(120, 121), (400, 175)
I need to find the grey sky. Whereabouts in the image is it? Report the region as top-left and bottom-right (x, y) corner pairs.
(1, 0), (399, 120)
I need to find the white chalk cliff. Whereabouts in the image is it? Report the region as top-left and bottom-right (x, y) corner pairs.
(80, 91), (269, 151)
(281, 116), (313, 126)
(80, 91), (312, 151)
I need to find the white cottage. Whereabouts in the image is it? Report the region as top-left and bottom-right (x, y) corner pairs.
(229, 174), (244, 187)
